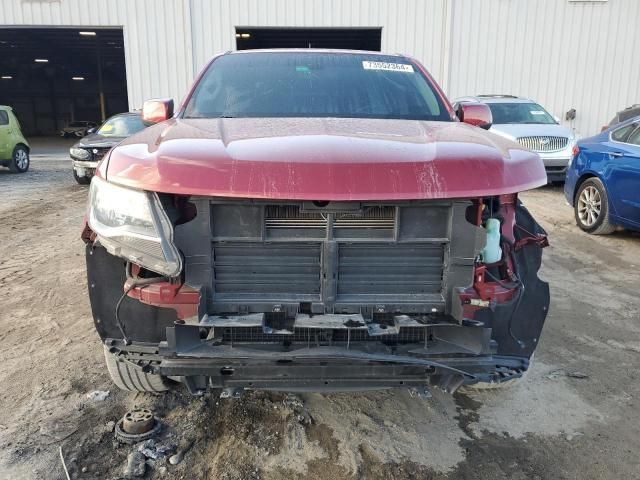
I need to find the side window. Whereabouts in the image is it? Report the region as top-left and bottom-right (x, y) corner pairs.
(626, 126), (640, 146)
(0, 111), (8, 126)
(611, 123), (638, 143)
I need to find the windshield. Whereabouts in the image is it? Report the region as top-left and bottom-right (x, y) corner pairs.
(183, 52), (451, 121)
(97, 115), (145, 137)
(487, 103), (557, 125)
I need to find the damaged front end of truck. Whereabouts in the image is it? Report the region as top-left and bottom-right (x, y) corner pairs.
(83, 183), (549, 395)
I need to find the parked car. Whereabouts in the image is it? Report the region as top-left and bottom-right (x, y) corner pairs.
(454, 95), (578, 182)
(601, 104), (640, 131)
(60, 120), (97, 138)
(564, 116), (640, 234)
(69, 112), (146, 184)
(0, 105), (30, 173)
(83, 50), (550, 395)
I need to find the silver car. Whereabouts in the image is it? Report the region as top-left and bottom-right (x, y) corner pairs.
(454, 95), (578, 182)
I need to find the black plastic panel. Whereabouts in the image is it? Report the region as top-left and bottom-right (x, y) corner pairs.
(189, 199), (480, 314)
(212, 242), (321, 300)
(336, 243), (444, 299)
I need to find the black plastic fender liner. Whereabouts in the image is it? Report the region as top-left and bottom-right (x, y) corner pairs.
(86, 244), (178, 343)
(475, 202), (550, 358)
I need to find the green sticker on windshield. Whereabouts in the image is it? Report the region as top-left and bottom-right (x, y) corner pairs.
(296, 66), (311, 73)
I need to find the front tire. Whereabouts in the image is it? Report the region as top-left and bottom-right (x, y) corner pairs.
(9, 146), (29, 173)
(574, 178), (616, 235)
(103, 345), (169, 393)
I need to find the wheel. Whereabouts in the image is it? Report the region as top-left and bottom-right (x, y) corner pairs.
(73, 169), (91, 185)
(9, 146), (29, 173)
(103, 345), (169, 393)
(574, 177), (616, 235)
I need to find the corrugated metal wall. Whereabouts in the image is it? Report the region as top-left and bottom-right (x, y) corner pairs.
(448, 0), (640, 135)
(1, 0), (637, 135)
(0, 0), (449, 110)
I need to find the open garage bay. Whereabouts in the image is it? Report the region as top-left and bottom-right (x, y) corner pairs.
(0, 27), (128, 136)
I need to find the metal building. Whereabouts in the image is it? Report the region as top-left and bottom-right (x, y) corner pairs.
(0, 0), (636, 136)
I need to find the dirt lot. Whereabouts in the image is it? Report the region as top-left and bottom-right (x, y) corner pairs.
(0, 148), (639, 480)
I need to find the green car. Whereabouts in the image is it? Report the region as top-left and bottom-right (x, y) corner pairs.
(0, 105), (30, 173)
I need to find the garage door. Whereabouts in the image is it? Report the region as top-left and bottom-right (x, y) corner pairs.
(235, 28), (381, 51)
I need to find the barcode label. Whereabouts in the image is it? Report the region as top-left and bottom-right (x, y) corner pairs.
(362, 61), (414, 73)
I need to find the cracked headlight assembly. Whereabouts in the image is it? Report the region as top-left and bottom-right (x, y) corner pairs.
(87, 176), (182, 277)
(70, 147), (91, 160)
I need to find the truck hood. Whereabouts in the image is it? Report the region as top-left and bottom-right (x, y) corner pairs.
(104, 117), (546, 200)
(490, 123), (576, 141)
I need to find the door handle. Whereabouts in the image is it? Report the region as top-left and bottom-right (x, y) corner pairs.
(609, 151), (624, 157)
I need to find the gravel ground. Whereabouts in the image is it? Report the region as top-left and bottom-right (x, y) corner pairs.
(0, 151), (639, 480)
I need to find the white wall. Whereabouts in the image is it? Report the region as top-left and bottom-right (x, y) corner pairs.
(189, 0), (449, 81)
(447, 0), (640, 136)
(0, 0), (449, 110)
(1, 0), (637, 136)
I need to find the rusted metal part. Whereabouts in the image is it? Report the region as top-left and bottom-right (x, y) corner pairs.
(115, 408), (162, 444)
(514, 230), (550, 250)
(123, 408), (155, 434)
(80, 219), (96, 244)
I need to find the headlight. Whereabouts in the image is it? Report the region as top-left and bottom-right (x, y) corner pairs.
(87, 177), (182, 277)
(70, 147), (90, 160)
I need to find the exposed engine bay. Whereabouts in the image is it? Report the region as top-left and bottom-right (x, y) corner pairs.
(85, 192), (549, 394)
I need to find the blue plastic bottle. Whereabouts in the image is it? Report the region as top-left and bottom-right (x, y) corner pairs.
(481, 218), (502, 264)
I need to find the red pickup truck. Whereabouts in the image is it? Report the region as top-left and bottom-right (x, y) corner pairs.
(83, 50), (549, 395)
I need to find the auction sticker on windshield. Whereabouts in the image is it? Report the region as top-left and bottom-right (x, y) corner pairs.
(362, 61), (414, 73)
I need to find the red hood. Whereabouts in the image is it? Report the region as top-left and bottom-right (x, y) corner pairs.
(105, 117), (546, 200)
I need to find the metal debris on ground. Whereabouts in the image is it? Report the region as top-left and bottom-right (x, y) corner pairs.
(85, 390), (110, 401)
(545, 369), (590, 380)
(220, 387), (244, 399)
(408, 387), (433, 399)
(138, 438), (176, 460)
(282, 394), (304, 410)
(115, 408), (162, 444)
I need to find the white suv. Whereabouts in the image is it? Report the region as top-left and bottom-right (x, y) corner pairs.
(454, 95), (577, 182)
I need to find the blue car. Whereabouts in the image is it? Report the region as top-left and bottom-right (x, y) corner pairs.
(564, 117), (640, 234)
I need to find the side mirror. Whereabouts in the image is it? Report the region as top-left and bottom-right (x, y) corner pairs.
(553, 115), (561, 124)
(142, 98), (174, 124)
(455, 102), (492, 130)
(87, 127), (96, 134)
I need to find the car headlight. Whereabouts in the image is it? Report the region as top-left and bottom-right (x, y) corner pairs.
(70, 147), (91, 160)
(87, 177), (182, 277)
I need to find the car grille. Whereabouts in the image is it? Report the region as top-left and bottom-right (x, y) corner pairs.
(90, 147), (111, 162)
(517, 136), (568, 152)
(207, 202), (452, 310)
